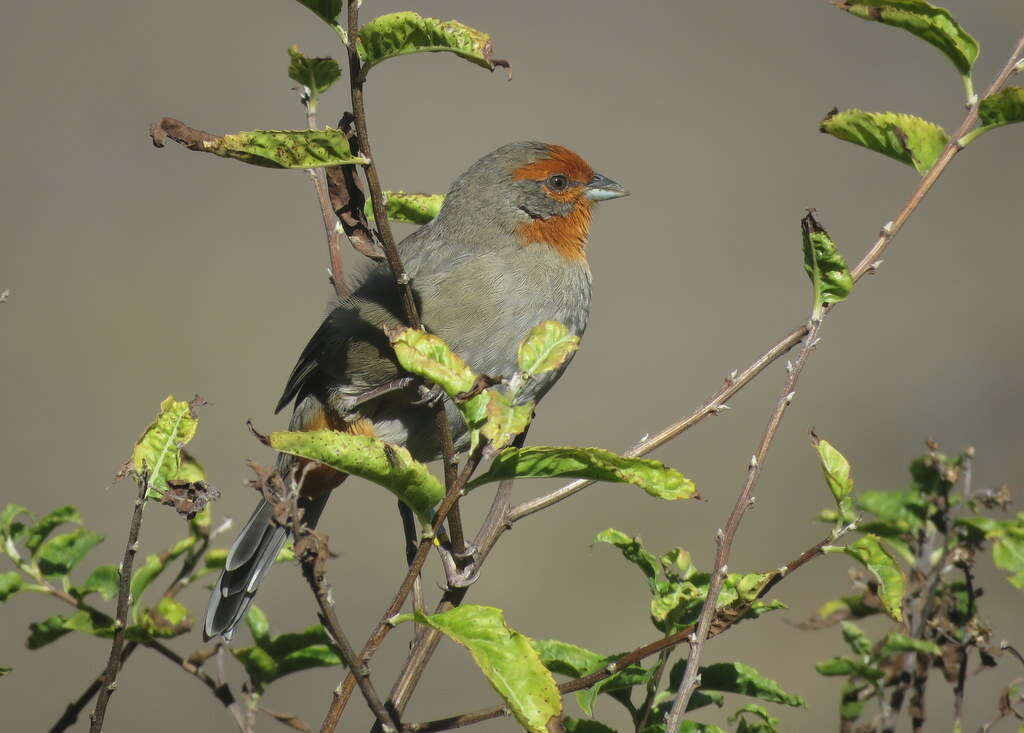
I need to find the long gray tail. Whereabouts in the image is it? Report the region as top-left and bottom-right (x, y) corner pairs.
(203, 492), (329, 641)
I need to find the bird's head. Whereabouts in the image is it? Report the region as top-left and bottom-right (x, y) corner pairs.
(436, 141), (629, 263)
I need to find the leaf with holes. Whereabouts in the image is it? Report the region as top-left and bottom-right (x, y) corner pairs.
(821, 109), (949, 174)
(357, 12), (506, 78)
(270, 429), (443, 522)
(365, 191), (445, 224)
(410, 605), (561, 733)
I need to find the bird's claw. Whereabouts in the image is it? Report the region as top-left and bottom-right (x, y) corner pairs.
(438, 542), (482, 589)
(413, 382), (445, 407)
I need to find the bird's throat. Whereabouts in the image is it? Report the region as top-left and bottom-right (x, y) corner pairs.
(516, 199), (592, 263)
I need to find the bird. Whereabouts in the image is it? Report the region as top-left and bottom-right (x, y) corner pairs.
(204, 141), (628, 640)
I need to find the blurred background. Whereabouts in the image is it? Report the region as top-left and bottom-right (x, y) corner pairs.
(2, 1), (1022, 731)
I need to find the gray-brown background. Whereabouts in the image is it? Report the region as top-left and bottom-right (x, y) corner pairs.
(2, 1), (1022, 731)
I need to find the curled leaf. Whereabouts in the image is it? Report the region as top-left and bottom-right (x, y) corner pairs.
(517, 321), (580, 378)
(821, 108), (949, 174)
(825, 534), (905, 621)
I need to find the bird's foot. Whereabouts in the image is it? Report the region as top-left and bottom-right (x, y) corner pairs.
(412, 382), (445, 408)
(438, 541), (482, 589)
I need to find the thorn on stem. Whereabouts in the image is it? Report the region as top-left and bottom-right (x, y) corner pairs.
(785, 391), (796, 404)
(396, 273), (410, 285)
(881, 221), (893, 235)
(749, 454), (759, 469)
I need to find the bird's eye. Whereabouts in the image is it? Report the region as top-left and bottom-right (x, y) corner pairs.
(547, 174), (569, 191)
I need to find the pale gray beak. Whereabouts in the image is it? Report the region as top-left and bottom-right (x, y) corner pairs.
(585, 173), (629, 201)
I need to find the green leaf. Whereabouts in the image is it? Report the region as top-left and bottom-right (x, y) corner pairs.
(139, 597), (193, 638)
(857, 490), (925, 531)
(815, 656), (885, 681)
(37, 529), (104, 578)
(833, 1), (979, 79)
(564, 721), (618, 733)
(132, 396), (200, 494)
(697, 662), (806, 708)
(813, 437), (857, 524)
(468, 447), (697, 501)
(0, 504), (32, 541)
(365, 191), (445, 225)
(881, 632), (940, 656)
(480, 391), (534, 452)
(839, 681), (868, 722)
(357, 12), (505, 78)
(978, 87), (1024, 128)
(593, 529), (662, 590)
(176, 450), (207, 484)
(128, 536), (194, 619)
(532, 639), (605, 679)
(390, 328), (477, 395)
(801, 211), (853, 317)
(411, 605), (561, 732)
(576, 660), (651, 717)
(25, 506), (81, 555)
(287, 46), (341, 101)
(294, 0), (342, 26)
(729, 704), (781, 733)
(821, 109), (949, 174)
(270, 429), (443, 522)
(207, 128), (369, 170)
(825, 535), (905, 621)
(0, 571), (23, 602)
(992, 531), (1024, 589)
(0, 666), (9, 676)
(841, 622), (873, 657)
(517, 321), (580, 379)
(72, 565), (119, 601)
(27, 610), (114, 648)
(232, 607), (343, 690)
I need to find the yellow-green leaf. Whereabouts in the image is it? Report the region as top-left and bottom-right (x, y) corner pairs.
(468, 447), (697, 501)
(410, 605), (561, 732)
(201, 128), (368, 169)
(357, 12), (505, 79)
(287, 46), (341, 100)
(833, 1), (978, 78)
(825, 535), (905, 621)
(365, 191), (444, 225)
(801, 212), (853, 317)
(480, 392), (534, 452)
(132, 396), (199, 494)
(813, 436), (857, 525)
(517, 321), (580, 379)
(270, 429), (443, 522)
(821, 109), (949, 174)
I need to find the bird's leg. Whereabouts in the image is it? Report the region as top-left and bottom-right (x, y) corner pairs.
(411, 382), (445, 407)
(436, 540), (482, 589)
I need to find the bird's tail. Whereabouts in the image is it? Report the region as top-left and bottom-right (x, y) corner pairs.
(203, 487), (332, 641)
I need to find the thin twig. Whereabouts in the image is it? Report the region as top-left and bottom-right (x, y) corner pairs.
(303, 99), (349, 299)
(403, 529), (840, 732)
(663, 312), (825, 730)
(88, 479), (150, 732)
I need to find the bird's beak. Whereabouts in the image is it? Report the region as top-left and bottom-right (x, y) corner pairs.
(585, 173), (629, 201)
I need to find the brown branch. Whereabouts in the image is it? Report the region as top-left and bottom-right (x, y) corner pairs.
(88, 478), (150, 732)
(403, 529), (840, 732)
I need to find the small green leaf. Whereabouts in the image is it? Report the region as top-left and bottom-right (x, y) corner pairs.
(72, 565), (119, 601)
(880, 632), (940, 656)
(593, 529), (661, 589)
(839, 681), (868, 722)
(0, 571), (23, 602)
(978, 87), (1024, 128)
(204, 548), (228, 571)
(801, 211), (853, 317)
(232, 606), (343, 689)
(517, 321), (580, 378)
(821, 109), (949, 174)
(532, 639), (605, 679)
(825, 535), (905, 621)
(576, 660), (651, 717)
(294, 0), (342, 26)
(139, 597), (193, 638)
(37, 529), (104, 578)
(287, 46), (341, 102)
(132, 396), (200, 495)
(357, 12), (505, 78)
(992, 530), (1024, 589)
(25, 506), (81, 555)
(857, 490), (925, 531)
(129, 536), (195, 618)
(27, 615), (76, 648)
(204, 128), (369, 170)
(365, 191), (445, 225)
(833, 1), (979, 79)
(177, 450), (207, 484)
(246, 605), (271, 644)
(411, 605), (561, 733)
(0, 504), (32, 541)
(841, 622), (873, 657)
(815, 656), (885, 681)
(270, 429), (443, 522)
(813, 437), (857, 525)
(468, 446), (697, 501)
(729, 704), (781, 733)
(697, 661), (806, 708)
(0, 666), (9, 676)
(480, 391), (534, 452)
